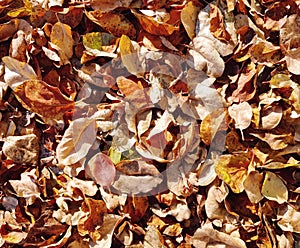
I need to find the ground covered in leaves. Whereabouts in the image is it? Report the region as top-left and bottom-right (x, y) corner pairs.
(0, 0), (300, 247)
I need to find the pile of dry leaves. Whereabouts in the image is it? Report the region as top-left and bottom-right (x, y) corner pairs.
(0, 0), (300, 247)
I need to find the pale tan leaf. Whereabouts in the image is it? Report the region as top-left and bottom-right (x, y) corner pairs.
(228, 102), (253, 131)
(56, 117), (97, 165)
(192, 223), (246, 248)
(112, 174), (163, 194)
(243, 171), (264, 204)
(2, 56), (37, 89)
(278, 205), (300, 233)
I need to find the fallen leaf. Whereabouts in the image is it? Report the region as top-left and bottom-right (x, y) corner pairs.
(85, 152), (116, 188)
(90, 0), (132, 12)
(2, 56), (37, 89)
(119, 35), (146, 77)
(243, 171), (264, 204)
(13, 80), (74, 124)
(215, 153), (251, 193)
(112, 174), (163, 194)
(86, 10), (136, 39)
(0, 19), (19, 42)
(2, 133), (39, 164)
(209, 4), (231, 42)
(261, 171), (288, 204)
(50, 22), (74, 59)
(132, 9), (179, 36)
(278, 205), (300, 233)
(56, 117), (97, 165)
(228, 102), (253, 139)
(192, 223), (246, 248)
(181, 2), (200, 40)
(9, 171), (40, 204)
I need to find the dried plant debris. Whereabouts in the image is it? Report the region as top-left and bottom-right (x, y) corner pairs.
(0, 0), (300, 247)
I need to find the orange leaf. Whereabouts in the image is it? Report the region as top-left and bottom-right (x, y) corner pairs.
(13, 80), (74, 124)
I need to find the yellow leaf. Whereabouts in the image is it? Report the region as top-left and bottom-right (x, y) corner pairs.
(83, 32), (102, 51)
(261, 171), (288, 204)
(50, 22), (74, 59)
(181, 2), (200, 39)
(215, 154), (251, 193)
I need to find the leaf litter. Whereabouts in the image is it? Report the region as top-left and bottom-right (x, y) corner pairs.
(0, 0), (300, 247)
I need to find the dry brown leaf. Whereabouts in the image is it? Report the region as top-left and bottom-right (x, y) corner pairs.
(0, 19), (19, 42)
(209, 4), (231, 42)
(132, 9), (179, 36)
(90, 0), (132, 12)
(86, 10), (136, 39)
(12, 80), (74, 124)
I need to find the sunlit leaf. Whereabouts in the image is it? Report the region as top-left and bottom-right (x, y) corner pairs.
(50, 22), (74, 59)
(261, 171), (288, 204)
(85, 152), (116, 188)
(56, 117), (96, 165)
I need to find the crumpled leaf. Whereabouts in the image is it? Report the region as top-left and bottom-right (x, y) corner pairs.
(90, 214), (123, 247)
(2, 133), (39, 164)
(12, 80), (74, 124)
(85, 153), (116, 188)
(209, 4), (231, 42)
(9, 171), (40, 205)
(278, 205), (300, 233)
(144, 226), (165, 248)
(280, 14), (300, 75)
(56, 117), (97, 166)
(132, 9), (179, 36)
(261, 171), (288, 204)
(50, 22), (74, 59)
